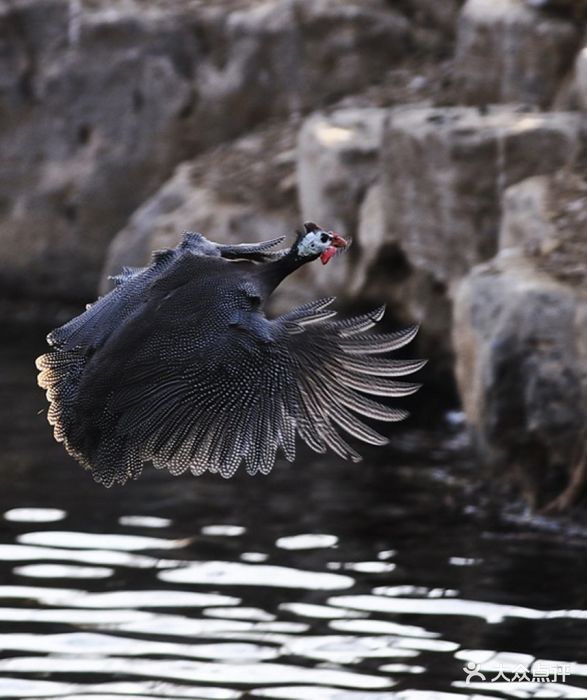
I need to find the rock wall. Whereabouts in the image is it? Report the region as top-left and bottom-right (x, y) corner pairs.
(0, 0), (412, 302)
(454, 0), (582, 108)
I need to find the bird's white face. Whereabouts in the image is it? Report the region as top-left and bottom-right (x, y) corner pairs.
(297, 225), (348, 264)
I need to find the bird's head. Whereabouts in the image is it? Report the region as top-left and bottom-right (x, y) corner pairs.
(294, 222), (348, 265)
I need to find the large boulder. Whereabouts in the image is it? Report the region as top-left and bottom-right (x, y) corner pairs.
(453, 172), (587, 509)
(0, 0), (411, 305)
(381, 106), (582, 288)
(455, 0), (582, 108)
(378, 104), (583, 371)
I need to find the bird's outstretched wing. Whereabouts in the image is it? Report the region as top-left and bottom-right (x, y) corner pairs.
(47, 232), (287, 353)
(38, 281), (424, 486)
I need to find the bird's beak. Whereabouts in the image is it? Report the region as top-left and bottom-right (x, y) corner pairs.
(320, 232), (348, 265)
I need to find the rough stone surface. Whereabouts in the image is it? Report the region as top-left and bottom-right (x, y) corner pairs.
(351, 183), (387, 296)
(188, 0), (411, 148)
(380, 106), (582, 288)
(453, 171), (587, 508)
(0, 0), (411, 303)
(455, 0), (582, 108)
(575, 44), (587, 111)
(297, 109), (386, 238)
(0, 0), (195, 300)
(526, 0), (587, 17)
(453, 252), (587, 507)
(389, 0), (462, 53)
(296, 108), (387, 298)
(499, 172), (587, 286)
(402, 0), (462, 32)
(499, 176), (558, 252)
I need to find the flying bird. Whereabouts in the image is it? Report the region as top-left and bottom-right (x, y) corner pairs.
(36, 223), (424, 487)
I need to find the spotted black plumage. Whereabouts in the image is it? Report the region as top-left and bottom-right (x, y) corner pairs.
(36, 224), (424, 487)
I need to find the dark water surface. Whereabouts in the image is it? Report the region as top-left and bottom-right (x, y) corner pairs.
(1, 326), (586, 699)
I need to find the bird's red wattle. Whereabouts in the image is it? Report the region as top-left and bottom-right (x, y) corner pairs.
(320, 246), (337, 265)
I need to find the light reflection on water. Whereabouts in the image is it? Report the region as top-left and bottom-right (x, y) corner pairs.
(0, 326), (587, 699)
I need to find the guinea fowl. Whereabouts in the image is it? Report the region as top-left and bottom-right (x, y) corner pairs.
(36, 223), (424, 487)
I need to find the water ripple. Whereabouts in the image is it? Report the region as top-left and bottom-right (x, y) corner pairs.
(329, 619), (439, 638)
(0, 586), (238, 609)
(203, 606), (276, 621)
(252, 688), (398, 699)
(13, 564), (114, 579)
(159, 561), (355, 590)
(104, 615), (309, 638)
(0, 632), (278, 661)
(118, 515), (173, 529)
(202, 525), (246, 537)
(3, 508), (66, 523)
(328, 594), (587, 624)
(276, 534), (339, 550)
(0, 543), (181, 568)
(18, 531), (186, 551)
(0, 657), (393, 689)
(283, 635), (421, 663)
(0, 678), (240, 698)
(279, 603), (364, 620)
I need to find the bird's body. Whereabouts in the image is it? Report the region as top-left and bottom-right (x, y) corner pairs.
(37, 226), (424, 487)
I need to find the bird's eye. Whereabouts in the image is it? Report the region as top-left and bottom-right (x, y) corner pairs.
(320, 233), (330, 243)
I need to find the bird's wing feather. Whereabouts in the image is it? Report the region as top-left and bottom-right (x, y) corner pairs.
(216, 236), (288, 261)
(48, 263), (162, 352)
